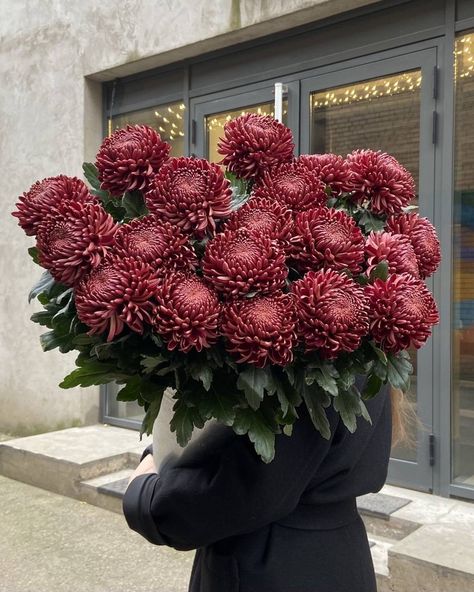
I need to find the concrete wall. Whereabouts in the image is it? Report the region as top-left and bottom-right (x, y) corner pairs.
(0, 0), (376, 434)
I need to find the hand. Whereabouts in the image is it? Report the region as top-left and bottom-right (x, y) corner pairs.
(128, 453), (157, 485)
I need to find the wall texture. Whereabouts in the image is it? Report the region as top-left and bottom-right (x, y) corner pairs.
(0, 0), (376, 433)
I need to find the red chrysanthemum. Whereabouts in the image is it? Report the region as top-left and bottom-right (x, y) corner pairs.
(12, 175), (94, 236)
(292, 269), (369, 359)
(253, 161), (327, 212)
(222, 292), (297, 368)
(217, 113), (294, 180)
(114, 215), (197, 274)
(365, 273), (439, 353)
(297, 153), (353, 196)
(153, 273), (220, 353)
(95, 125), (170, 196)
(386, 212), (441, 279)
(223, 197), (293, 248)
(202, 228), (287, 297)
(346, 150), (415, 215)
(36, 202), (117, 286)
(146, 157), (232, 239)
(75, 256), (159, 341)
(365, 231), (420, 278)
(290, 207), (365, 274)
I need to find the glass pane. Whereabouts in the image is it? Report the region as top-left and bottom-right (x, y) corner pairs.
(105, 384), (143, 424)
(453, 31), (474, 487)
(310, 70), (422, 462)
(206, 101), (288, 163)
(111, 100), (186, 157)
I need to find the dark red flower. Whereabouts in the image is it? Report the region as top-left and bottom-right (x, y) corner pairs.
(153, 273), (220, 353)
(386, 212), (441, 279)
(253, 161), (327, 212)
(346, 150), (415, 215)
(75, 256), (159, 341)
(217, 113), (294, 180)
(222, 292), (297, 367)
(36, 202), (117, 286)
(146, 157), (232, 238)
(365, 273), (439, 353)
(223, 196), (293, 248)
(292, 269), (369, 359)
(290, 207), (365, 274)
(202, 228), (287, 297)
(297, 153), (353, 196)
(12, 175), (94, 236)
(365, 231), (419, 278)
(114, 215), (197, 274)
(95, 125), (170, 196)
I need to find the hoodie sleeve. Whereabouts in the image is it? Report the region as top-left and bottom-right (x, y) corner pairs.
(122, 404), (340, 551)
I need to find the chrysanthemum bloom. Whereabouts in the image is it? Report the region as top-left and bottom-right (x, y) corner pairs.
(292, 269), (369, 359)
(290, 207), (365, 274)
(146, 157), (232, 239)
(75, 256), (159, 342)
(217, 113), (294, 180)
(202, 228), (288, 297)
(222, 292), (297, 367)
(12, 175), (93, 236)
(253, 161), (327, 213)
(95, 125), (170, 196)
(153, 273), (221, 353)
(365, 231), (420, 278)
(223, 197), (293, 248)
(365, 273), (439, 353)
(297, 153), (353, 196)
(386, 212), (441, 279)
(114, 215), (197, 274)
(346, 150), (415, 215)
(36, 202), (117, 286)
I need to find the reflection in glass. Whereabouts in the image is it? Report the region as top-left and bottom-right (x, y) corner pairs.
(106, 384), (143, 424)
(310, 70), (421, 189)
(112, 101), (186, 157)
(310, 71), (422, 462)
(206, 102), (288, 163)
(453, 31), (474, 487)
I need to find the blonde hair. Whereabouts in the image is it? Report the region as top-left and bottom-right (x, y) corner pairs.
(390, 387), (418, 448)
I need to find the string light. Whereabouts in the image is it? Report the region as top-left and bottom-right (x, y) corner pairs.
(312, 71), (422, 109)
(455, 32), (474, 79)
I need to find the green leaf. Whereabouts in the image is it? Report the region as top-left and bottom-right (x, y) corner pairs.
(31, 310), (54, 328)
(232, 407), (276, 463)
(225, 171), (250, 211)
(300, 382), (331, 440)
(306, 363), (339, 397)
(82, 162), (101, 190)
(141, 393), (165, 437)
(40, 330), (72, 352)
(386, 351), (412, 392)
(28, 246), (40, 265)
(122, 191), (148, 219)
(59, 361), (128, 388)
(28, 271), (55, 303)
(140, 355), (167, 374)
(116, 376), (143, 402)
(283, 424), (293, 436)
(198, 390), (236, 425)
(358, 210), (386, 233)
(189, 362), (213, 391)
(333, 387), (365, 433)
(369, 341), (388, 364)
(370, 260), (389, 282)
(362, 373), (384, 400)
(236, 366), (269, 410)
(170, 398), (204, 447)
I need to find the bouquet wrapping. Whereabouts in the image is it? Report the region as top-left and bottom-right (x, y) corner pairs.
(12, 115), (440, 462)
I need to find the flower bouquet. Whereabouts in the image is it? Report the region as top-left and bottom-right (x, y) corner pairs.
(12, 115), (440, 462)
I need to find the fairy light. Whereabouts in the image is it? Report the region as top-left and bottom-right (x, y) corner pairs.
(455, 32), (474, 79)
(312, 71), (423, 110)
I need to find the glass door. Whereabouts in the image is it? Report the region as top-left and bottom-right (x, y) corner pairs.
(301, 48), (438, 491)
(191, 84), (297, 160)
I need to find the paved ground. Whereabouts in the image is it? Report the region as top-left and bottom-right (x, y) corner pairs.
(0, 476), (194, 592)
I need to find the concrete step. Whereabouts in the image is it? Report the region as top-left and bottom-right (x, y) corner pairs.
(358, 491), (419, 541)
(0, 424), (151, 500)
(80, 468), (133, 513)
